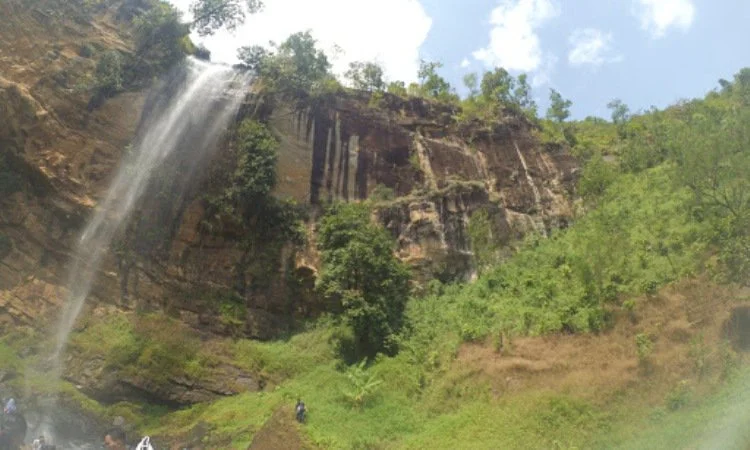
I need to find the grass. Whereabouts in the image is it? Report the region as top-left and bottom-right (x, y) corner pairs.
(591, 367), (750, 450)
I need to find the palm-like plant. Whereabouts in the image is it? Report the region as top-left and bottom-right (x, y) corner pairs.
(342, 360), (382, 409)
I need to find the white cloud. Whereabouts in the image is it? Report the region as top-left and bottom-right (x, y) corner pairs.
(460, 58), (471, 68)
(568, 28), (622, 67)
(633, 0), (696, 38)
(472, 0), (560, 72)
(170, 0), (432, 83)
(531, 54), (557, 87)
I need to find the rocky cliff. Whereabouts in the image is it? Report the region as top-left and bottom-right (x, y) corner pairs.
(0, 0), (577, 406)
(266, 92), (577, 281)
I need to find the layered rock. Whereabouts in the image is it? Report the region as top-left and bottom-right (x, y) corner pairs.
(266, 93), (577, 280)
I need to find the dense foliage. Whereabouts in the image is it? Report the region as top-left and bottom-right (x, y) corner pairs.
(317, 203), (411, 358)
(224, 119), (279, 212)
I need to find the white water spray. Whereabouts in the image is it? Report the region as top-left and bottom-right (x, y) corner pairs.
(41, 60), (249, 446)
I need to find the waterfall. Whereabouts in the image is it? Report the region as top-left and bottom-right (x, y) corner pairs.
(51, 57), (250, 377)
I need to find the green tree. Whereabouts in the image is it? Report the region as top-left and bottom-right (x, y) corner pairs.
(480, 67), (514, 104)
(131, 3), (189, 79)
(607, 98), (630, 125)
(239, 31), (332, 96)
(225, 119), (279, 212)
(94, 51), (124, 95)
(417, 60), (454, 101)
(546, 88), (572, 123)
(512, 73), (537, 115)
(317, 203), (411, 357)
(345, 61), (385, 92)
(190, 0), (263, 36)
(577, 153), (619, 203)
(237, 45), (269, 72)
(386, 81), (407, 97)
(463, 72), (479, 98)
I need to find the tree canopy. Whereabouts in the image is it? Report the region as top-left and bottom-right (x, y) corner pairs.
(317, 203), (411, 358)
(190, 0), (263, 36)
(345, 61), (385, 92)
(546, 89), (572, 123)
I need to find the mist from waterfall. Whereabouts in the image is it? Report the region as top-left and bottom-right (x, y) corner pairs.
(39, 59), (250, 446)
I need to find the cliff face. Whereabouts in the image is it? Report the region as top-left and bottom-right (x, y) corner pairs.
(267, 93), (577, 281)
(0, 1), (578, 406)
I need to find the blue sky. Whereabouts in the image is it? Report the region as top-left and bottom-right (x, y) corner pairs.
(173, 0), (750, 119)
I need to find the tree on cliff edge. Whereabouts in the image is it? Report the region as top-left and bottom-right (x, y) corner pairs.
(190, 0), (263, 36)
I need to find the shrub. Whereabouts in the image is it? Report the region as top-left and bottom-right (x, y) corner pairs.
(368, 184), (395, 202)
(665, 380), (691, 411)
(79, 43), (96, 58)
(635, 333), (653, 363)
(94, 51), (124, 95)
(342, 360), (383, 409)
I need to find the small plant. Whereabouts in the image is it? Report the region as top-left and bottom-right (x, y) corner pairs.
(79, 43), (96, 58)
(719, 339), (738, 380)
(688, 333), (709, 379)
(635, 333), (653, 362)
(622, 299), (637, 322)
(369, 184), (395, 202)
(665, 380), (691, 411)
(342, 360), (382, 409)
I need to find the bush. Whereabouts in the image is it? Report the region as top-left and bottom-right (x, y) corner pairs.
(94, 51), (124, 95)
(368, 184), (395, 202)
(635, 333), (653, 362)
(577, 153), (619, 203)
(665, 380), (691, 411)
(342, 360), (383, 409)
(79, 43), (96, 58)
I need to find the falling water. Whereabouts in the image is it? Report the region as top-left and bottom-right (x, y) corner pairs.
(43, 58), (250, 427)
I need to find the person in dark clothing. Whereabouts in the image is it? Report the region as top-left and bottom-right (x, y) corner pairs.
(295, 399), (306, 423)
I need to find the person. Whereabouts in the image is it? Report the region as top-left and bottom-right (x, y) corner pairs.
(2, 400), (14, 416)
(32, 436), (45, 450)
(134, 436), (154, 450)
(103, 427), (128, 450)
(0, 398), (26, 450)
(295, 399), (306, 423)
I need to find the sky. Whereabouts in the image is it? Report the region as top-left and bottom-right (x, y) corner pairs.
(170, 0), (750, 119)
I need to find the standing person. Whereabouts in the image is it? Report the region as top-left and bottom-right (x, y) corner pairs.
(295, 399), (306, 423)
